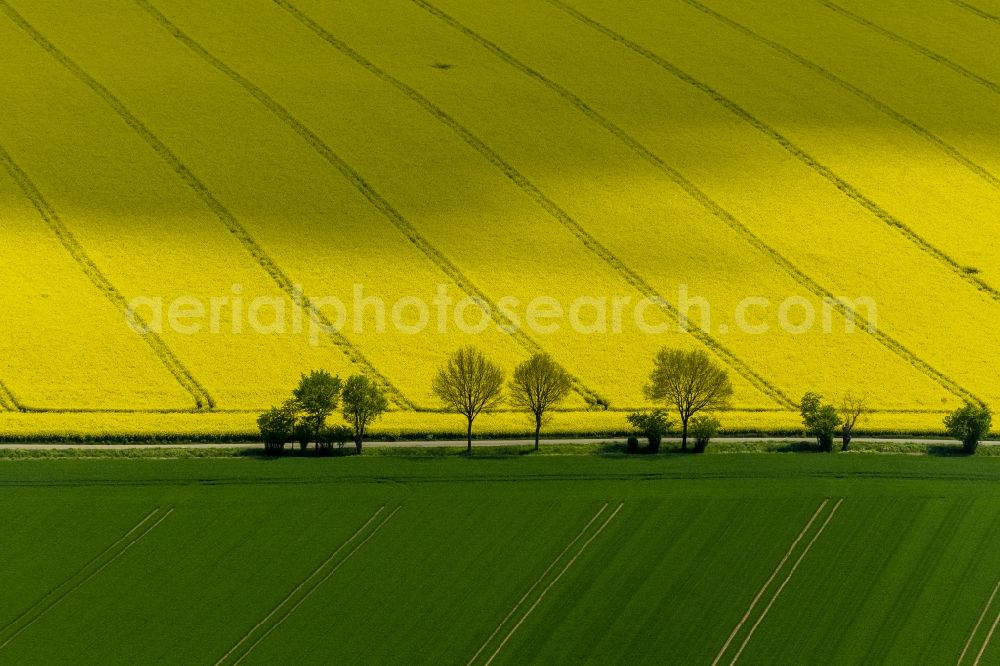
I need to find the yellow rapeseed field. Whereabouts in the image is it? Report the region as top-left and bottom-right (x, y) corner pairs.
(0, 0), (996, 438)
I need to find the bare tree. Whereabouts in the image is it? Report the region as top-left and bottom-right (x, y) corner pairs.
(432, 346), (505, 453)
(839, 393), (868, 452)
(509, 354), (573, 451)
(646, 349), (733, 451)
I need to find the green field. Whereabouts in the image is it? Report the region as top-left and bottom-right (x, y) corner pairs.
(2, 454), (999, 664)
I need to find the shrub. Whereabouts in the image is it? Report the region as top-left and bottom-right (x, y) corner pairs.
(318, 424), (354, 454)
(293, 423), (312, 451)
(627, 409), (672, 453)
(626, 435), (640, 454)
(690, 416), (721, 453)
(944, 403), (992, 454)
(800, 393), (842, 452)
(257, 403), (296, 454)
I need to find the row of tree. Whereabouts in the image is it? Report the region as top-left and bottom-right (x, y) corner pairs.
(799, 391), (993, 455)
(420, 345), (737, 453)
(257, 346), (738, 454)
(257, 372), (389, 454)
(258, 346), (994, 455)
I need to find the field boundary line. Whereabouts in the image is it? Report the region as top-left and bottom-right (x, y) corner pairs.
(819, 0), (1000, 97)
(0, 1), (414, 412)
(960, 578), (1000, 664)
(410, 1), (977, 409)
(548, 0), (1000, 306)
(711, 499), (829, 666)
(133, 0), (603, 410)
(947, 0), (1000, 23)
(680, 0), (1000, 193)
(0, 143), (214, 411)
(973, 603), (1000, 665)
(466, 502), (609, 666)
(0, 507), (159, 637)
(228, 505), (402, 665)
(481, 502), (625, 666)
(0, 507), (173, 650)
(273, 0), (795, 411)
(727, 498), (843, 665)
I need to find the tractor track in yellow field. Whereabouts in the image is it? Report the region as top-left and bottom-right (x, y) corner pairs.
(679, 0), (1000, 193)
(133, 0), (608, 410)
(819, 0), (1000, 97)
(273, 0), (800, 410)
(548, 0), (1000, 306)
(0, 0), (415, 412)
(947, 0), (1000, 23)
(0, 380), (22, 412)
(0, 142), (215, 411)
(407, 0), (980, 407)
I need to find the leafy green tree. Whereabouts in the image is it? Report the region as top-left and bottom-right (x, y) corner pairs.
(690, 416), (721, 453)
(626, 409), (672, 453)
(342, 375), (389, 454)
(645, 349), (733, 451)
(292, 370), (342, 449)
(257, 400), (297, 453)
(509, 354), (574, 451)
(432, 346), (504, 453)
(944, 402), (993, 454)
(801, 392), (842, 452)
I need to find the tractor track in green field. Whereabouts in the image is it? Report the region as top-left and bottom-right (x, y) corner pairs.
(548, 0), (1000, 306)
(465, 503), (612, 665)
(679, 0), (1000, 193)
(717, 498), (843, 665)
(406, 1), (979, 410)
(469, 502), (625, 666)
(216, 504), (401, 665)
(132, 0), (607, 412)
(947, 0), (1000, 23)
(819, 0), (1000, 98)
(713, 499), (830, 665)
(0, 142), (214, 411)
(0, 0), (415, 412)
(960, 578), (1000, 665)
(0, 506), (173, 651)
(862, 499), (969, 664)
(272, 0), (797, 411)
(948, 513), (1000, 665)
(974, 613), (1000, 665)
